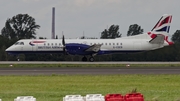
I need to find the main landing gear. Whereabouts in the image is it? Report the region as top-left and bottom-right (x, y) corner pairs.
(82, 56), (87, 61)
(89, 57), (94, 62)
(82, 56), (94, 62)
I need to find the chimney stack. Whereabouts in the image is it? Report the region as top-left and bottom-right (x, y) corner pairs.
(51, 7), (55, 39)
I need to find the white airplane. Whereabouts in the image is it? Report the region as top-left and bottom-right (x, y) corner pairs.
(6, 14), (173, 62)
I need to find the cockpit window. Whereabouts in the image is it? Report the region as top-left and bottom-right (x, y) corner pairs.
(20, 42), (24, 45)
(14, 42), (24, 45)
(14, 42), (19, 45)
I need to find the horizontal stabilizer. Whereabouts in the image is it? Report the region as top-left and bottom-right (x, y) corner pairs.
(149, 34), (164, 44)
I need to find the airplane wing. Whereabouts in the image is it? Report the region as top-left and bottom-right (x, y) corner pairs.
(85, 44), (102, 52)
(149, 34), (165, 44)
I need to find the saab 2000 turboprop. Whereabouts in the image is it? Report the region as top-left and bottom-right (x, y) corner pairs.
(6, 14), (173, 62)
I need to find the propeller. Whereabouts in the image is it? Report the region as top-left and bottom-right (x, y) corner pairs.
(62, 35), (67, 55)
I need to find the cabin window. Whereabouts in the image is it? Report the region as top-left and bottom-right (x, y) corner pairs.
(51, 43), (53, 46)
(44, 43), (46, 46)
(113, 43), (115, 45)
(48, 43), (49, 46)
(120, 43), (122, 45)
(101, 43), (103, 45)
(105, 43), (107, 45)
(117, 43), (119, 45)
(55, 43), (57, 46)
(109, 43), (111, 45)
(90, 43), (92, 45)
(59, 43), (61, 46)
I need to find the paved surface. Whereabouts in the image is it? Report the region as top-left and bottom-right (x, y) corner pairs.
(1, 61), (180, 64)
(0, 61), (180, 75)
(0, 67), (180, 75)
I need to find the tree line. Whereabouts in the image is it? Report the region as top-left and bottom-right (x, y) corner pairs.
(0, 14), (180, 61)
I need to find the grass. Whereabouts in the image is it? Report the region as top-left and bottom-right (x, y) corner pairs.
(0, 75), (179, 101)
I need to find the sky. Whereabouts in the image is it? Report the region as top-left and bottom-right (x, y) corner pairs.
(0, 0), (179, 39)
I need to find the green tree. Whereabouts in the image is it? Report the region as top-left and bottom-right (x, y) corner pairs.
(171, 30), (180, 44)
(0, 45), (7, 61)
(1, 14), (40, 40)
(100, 25), (121, 39)
(127, 24), (143, 36)
(100, 29), (108, 39)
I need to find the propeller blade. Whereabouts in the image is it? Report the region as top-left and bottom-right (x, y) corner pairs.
(62, 35), (67, 55)
(62, 35), (65, 46)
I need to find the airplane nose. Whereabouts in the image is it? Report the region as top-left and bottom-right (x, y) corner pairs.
(5, 47), (11, 52)
(5, 46), (13, 53)
(5, 47), (9, 52)
(5, 46), (14, 54)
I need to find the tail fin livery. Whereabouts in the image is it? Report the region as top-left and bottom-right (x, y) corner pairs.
(151, 14), (172, 33)
(148, 14), (173, 45)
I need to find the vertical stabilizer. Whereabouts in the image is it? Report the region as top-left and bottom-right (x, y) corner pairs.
(148, 14), (173, 45)
(151, 14), (172, 34)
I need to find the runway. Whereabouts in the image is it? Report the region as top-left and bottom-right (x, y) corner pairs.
(0, 61), (180, 75)
(1, 61), (180, 64)
(0, 67), (180, 75)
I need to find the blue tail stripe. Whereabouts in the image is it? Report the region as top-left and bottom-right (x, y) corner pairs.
(167, 26), (170, 33)
(155, 26), (168, 32)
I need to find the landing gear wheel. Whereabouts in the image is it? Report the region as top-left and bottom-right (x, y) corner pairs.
(89, 57), (94, 62)
(82, 56), (87, 61)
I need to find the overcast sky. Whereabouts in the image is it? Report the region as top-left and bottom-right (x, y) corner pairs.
(0, 0), (179, 39)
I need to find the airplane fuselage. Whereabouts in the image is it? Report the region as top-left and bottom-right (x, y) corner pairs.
(6, 35), (166, 55)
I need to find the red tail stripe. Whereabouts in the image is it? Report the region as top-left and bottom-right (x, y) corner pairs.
(169, 16), (172, 23)
(165, 36), (174, 45)
(148, 32), (157, 38)
(158, 16), (170, 27)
